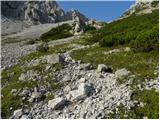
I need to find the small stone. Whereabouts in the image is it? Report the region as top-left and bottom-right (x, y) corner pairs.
(48, 97), (67, 110)
(20, 88), (30, 97)
(64, 85), (71, 94)
(128, 78), (133, 85)
(78, 60), (82, 64)
(98, 74), (104, 78)
(76, 66), (82, 70)
(63, 75), (71, 82)
(45, 65), (51, 70)
(72, 59), (76, 63)
(10, 107), (13, 111)
(143, 116), (148, 119)
(84, 63), (92, 70)
(21, 115), (28, 119)
(19, 73), (26, 81)
(31, 91), (41, 101)
(13, 109), (23, 118)
(11, 89), (17, 94)
(79, 78), (86, 83)
(28, 98), (34, 103)
(124, 47), (131, 52)
(22, 97), (26, 101)
(139, 102), (145, 107)
(115, 68), (130, 78)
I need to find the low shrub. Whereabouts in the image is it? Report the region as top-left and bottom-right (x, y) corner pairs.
(40, 23), (73, 42)
(130, 25), (158, 52)
(129, 89), (159, 119)
(97, 10), (158, 52)
(36, 43), (49, 53)
(84, 30), (101, 44)
(99, 35), (116, 47)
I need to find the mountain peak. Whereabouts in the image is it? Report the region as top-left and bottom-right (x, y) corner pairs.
(1, 1), (89, 25)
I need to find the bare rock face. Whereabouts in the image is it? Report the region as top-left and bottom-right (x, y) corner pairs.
(120, 0), (159, 19)
(1, 1), (25, 19)
(71, 16), (85, 35)
(65, 9), (89, 22)
(87, 20), (102, 29)
(21, 1), (65, 25)
(1, 1), (88, 26)
(1, 1), (89, 35)
(67, 9), (89, 35)
(1, 1), (65, 25)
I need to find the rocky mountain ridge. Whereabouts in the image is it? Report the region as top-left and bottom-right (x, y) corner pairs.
(1, 1), (88, 25)
(120, 0), (159, 19)
(1, 1), (89, 35)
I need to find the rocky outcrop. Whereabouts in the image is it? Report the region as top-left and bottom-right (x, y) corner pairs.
(65, 9), (89, 23)
(48, 97), (67, 110)
(120, 0), (159, 19)
(87, 20), (102, 29)
(66, 82), (94, 102)
(71, 15), (85, 35)
(21, 1), (65, 25)
(97, 64), (112, 73)
(1, 1), (89, 35)
(1, 1), (65, 25)
(1, 1), (88, 25)
(66, 9), (89, 35)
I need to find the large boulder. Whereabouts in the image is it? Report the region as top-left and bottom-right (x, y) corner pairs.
(115, 68), (130, 78)
(48, 97), (67, 110)
(67, 83), (94, 101)
(97, 64), (112, 73)
(41, 54), (64, 64)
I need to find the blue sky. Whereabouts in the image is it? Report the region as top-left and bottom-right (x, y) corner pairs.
(57, 1), (135, 22)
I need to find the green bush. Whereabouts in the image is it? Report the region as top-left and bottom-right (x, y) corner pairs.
(83, 25), (96, 32)
(84, 30), (101, 44)
(36, 43), (49, 53)
(40, 23), (73, 42)
(100, 35), (116, 47)
(130, 25), (159, 52)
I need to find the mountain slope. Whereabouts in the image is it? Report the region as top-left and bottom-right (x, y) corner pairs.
(1, 1), (89, 35)
(120, 0), (159, 19)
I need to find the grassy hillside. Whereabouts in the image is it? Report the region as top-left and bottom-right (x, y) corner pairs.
(86, 10), (158, 52)
(71, 10), (159, 119)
